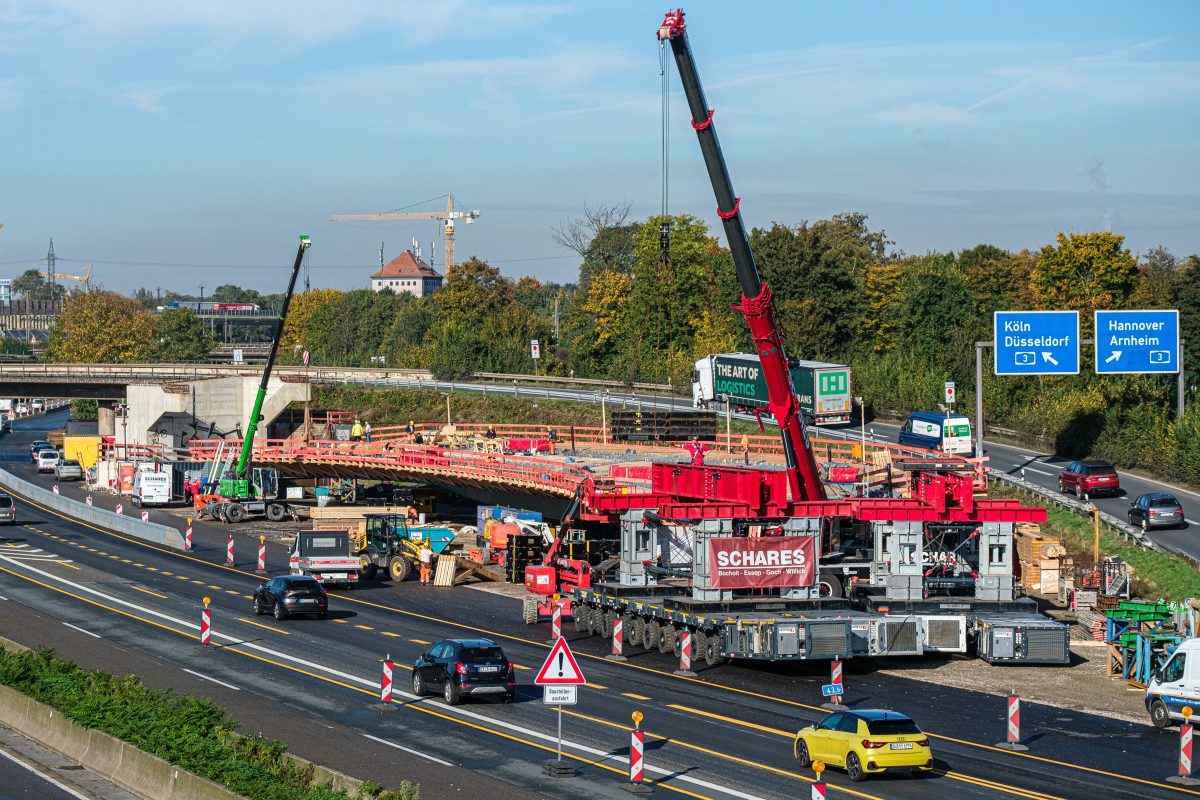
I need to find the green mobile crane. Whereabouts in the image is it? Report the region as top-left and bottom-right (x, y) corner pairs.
(206, 235), (310, 524)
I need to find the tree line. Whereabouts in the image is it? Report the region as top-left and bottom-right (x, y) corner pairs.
(42, 207), (1200, 482)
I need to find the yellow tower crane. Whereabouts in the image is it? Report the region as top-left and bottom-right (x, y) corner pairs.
(330, 193), (480, 272)
(38, 263), (92, 293)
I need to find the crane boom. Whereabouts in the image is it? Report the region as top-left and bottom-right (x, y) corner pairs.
(657, 9), (825, 502)
(329, 193), (480, 270)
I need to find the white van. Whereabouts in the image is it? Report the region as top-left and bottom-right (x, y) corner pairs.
(1146, 638), (1200, 727)
(131, 469), (172, 506)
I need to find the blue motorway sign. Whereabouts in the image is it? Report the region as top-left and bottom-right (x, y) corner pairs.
(821, 684), (844, 697)
(994, 311), (1080, 375)
(1095, 310), (1179, 374)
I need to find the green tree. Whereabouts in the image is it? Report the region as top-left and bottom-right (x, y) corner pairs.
(47, 291), (155, 363)
(12, 269), (65, 303)
(1031, 232), (1140, 328)
(153, 308), (215, 361)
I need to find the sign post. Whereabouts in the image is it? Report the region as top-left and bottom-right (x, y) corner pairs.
(943, 381), (955, 414)
(531, 339), (540, 376)
(535, 637), (586, 777)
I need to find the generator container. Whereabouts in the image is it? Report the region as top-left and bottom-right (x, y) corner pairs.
(524, 565), (556, 596)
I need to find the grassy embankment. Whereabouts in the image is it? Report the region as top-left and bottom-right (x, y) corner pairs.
(990, 484), (1200, 602)
(0, 646), (417, 800)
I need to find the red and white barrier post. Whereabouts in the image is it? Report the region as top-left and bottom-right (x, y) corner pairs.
(627, 710), (651, 793)
(608, 616), (627, 662)
(52, 484), (59, 495)
(200, 597), (211, 646)
(1168, 705), (1200, 785)
(256, 535), (267, 575)
(821, 659), (848, 711)
(85, 495), (93, 506)
(141, 511), (149, 522)
(184, 518), (193, 551)
(811, 761), (827, 799)
(996, 693), (1029, 751)
(546, 600), (562, 643)
(226, 534), (235, 566)
(380, 654), (394, 703)
(674, 629), (697, 677)
(115, 504), (123, 516)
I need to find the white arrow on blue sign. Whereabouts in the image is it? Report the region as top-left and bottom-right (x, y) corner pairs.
(1095, 310), (1179, 375)
(994, 311), (1080, 376)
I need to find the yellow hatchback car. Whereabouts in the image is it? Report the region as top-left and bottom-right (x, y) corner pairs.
(793, 709), (932, 781)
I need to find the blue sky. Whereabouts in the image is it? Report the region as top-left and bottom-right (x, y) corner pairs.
(0, 1), (1197, 294)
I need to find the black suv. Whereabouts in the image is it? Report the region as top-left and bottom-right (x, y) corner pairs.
(412, 639), (515, 705)
(253, 576), (328, 620)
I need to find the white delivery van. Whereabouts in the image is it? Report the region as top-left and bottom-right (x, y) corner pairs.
(131, 468), (172, 506)
(1146, 639), (1200, 727)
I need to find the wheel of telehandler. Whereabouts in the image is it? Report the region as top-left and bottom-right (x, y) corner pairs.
(265, 503), (286, 522)
(658, 624), (677, 655)
(573, 604), (589, 633)
(358, 557), (378, 581)
(389, 558), (412, 582)
(643, 621), (660, 650)
(224, 503), (245, 524)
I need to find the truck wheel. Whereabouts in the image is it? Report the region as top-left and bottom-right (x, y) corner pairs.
(629, 616), (646, 647)
(1150, 699), (1172, 729)
(658, 625), (677, 655)
(818, 574), (844, 599)
(266, 503), (286, 522)
(600, 610), (615, 639)
(389, 558), (412, 582)
(704, 634), (722, 666)
(573, 604), (589, 632)
(643, 621), (660, 650)
(225, 503), (246, 524)
(522, 596), (538, 625)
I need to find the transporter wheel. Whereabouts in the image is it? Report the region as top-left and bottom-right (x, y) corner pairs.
(600, 610), (615, 639)
(704, 634), (722, 666)
(225, 503), (246, 524)
(672, 627), (684, 659)
(628, 616), (646, 647)
(522, 596), (538, 625)
(691, 630), (708, 664)
(817, 574), (844, 599)
(643, 621), (660, 650)
(587, 607), (603, 636)
(265, 503), (286, 522)
(573, 604), (590, 633)
(658, 624), (677, 655)
(1150, 699), (1172, 729)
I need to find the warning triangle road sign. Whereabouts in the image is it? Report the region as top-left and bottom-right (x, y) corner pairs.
(535, 637), (586, 685)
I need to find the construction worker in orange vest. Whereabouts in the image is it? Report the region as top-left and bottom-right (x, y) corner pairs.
(419, 539), (433, 585)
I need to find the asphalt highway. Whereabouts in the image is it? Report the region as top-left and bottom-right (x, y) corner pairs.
(0, 413), (1191, 799)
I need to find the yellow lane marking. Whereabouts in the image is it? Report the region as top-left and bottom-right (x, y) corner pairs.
(207, 585), (222, 590)
(622, 693), (651, 701)
(410, 638), (431, 645)
(12, 491), (1188, 797)
(332, 619), (348, 624)
(238, 618), (290, 635)
(667, 704), (791, 737)
(120, 559), (132, 563)
(191, 580), (205, 585)
(585, 682), (607, 690)
(134, 563), (145, 567)
(159, 570), (173, 576)
(176, 575), (190, 580)
(145, 566), (158, 571)
(354, 624), (374, 631)
(564, 708), (880, 800)
(131, 586), (168, 599)
(381, 632), (403, 638)
(108, 555), (120, 560)
(512, 664), (531, 671)
(56, 561), (81, 570)
(0, 562), (709, 800)
(224, 590), (240, 596)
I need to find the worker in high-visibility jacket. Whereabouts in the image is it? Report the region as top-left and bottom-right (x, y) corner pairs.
(419, 540), (433, 585)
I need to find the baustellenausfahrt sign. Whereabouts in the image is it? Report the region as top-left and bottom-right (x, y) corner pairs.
(707, 536), (815, 589)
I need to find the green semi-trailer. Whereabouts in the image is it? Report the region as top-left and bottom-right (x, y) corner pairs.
(691, 353), (852, 425)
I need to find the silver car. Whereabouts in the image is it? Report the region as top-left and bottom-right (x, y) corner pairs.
(35, 449), (59, 473)
(54, 459), (83, 481)
(0, 494), (15, 525)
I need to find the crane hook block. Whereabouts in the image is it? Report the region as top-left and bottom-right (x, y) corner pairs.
(716, 197), (741, 221)
(691, 109), (715, 131)
(657, 9), (686, 40)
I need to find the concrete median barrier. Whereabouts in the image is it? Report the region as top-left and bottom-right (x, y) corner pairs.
(0, 467), (185, 550)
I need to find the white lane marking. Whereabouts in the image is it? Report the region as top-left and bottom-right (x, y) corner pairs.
(0, 743), (94, 800)
(0, 554), (765, 800)
(0, 594), (8, 600)
(182, 668), (241, 691)
(61, 622), (100, 639)
(1187, 519), (1200, 526)
(362, 734), (452, 766)
(1018, 467), (1054, 477)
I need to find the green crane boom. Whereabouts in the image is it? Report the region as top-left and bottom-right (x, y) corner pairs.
(234, 235), (310, 480)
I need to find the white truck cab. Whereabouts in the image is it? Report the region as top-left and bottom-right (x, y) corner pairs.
(1146, 639), (1200, 727)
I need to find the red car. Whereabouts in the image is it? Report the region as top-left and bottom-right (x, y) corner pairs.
(1058, 461), (1120, 501)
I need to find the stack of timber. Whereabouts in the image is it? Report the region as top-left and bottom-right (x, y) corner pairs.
(1016, 524), (1071, 594)
(609, 410), (716, 443)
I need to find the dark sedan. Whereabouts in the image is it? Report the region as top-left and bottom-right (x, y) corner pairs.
(253, 575), (328, 620)
(1128, 493), (1186, 531)
(412, 638), (516, 705)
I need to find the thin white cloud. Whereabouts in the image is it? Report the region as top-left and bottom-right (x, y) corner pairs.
(123, 81), (182, 115)
(0, 78), (23, 116)
(872, 101), (973, 127)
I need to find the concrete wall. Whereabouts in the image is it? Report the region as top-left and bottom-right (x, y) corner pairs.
(126, 377), (309, 447)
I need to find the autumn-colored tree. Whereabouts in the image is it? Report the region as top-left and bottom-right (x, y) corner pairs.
(279, 288), (343, 358)
(47, 290), (156, 363)
(861, 260), (907, 351)
(1031, 232), (1140, 327)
